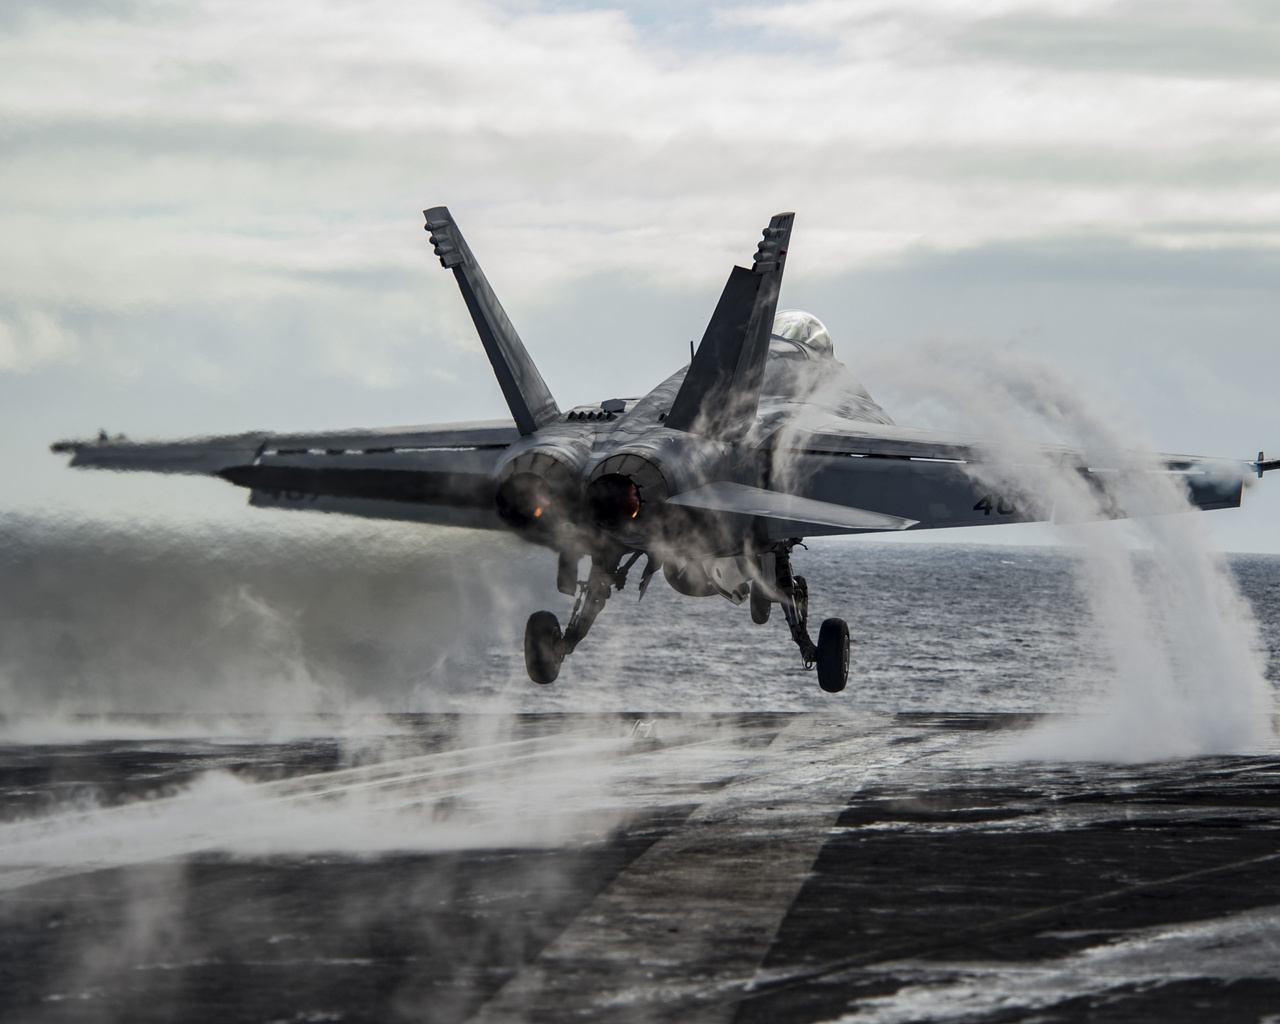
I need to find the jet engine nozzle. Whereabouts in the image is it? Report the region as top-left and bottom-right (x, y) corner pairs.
(586, 450), (674, 544)
(586, 474), (643, 530)
(495, 472), (560, 531)
(493, 442), (592, 544)
(584, 434), (736, 553)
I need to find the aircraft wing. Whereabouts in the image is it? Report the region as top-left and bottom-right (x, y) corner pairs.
(51, 420), (520, 530)
(762, 419), (1247, 533)
(769, 420), (1000, 462)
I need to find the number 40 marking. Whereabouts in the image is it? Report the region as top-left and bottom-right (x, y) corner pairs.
(973, 494), (1018, 516)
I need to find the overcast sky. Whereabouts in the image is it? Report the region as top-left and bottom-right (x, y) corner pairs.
(3, 0), (1279, 549)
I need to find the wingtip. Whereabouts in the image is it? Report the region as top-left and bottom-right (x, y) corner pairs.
(1252, 452), (1280, 478)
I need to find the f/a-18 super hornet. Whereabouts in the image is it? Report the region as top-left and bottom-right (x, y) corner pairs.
(54, 209), (1279, 691)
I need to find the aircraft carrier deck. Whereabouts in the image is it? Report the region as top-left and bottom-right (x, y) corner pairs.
(2, 711), (1279, 1023)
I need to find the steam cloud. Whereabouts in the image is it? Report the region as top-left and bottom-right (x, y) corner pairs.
(0, 513), (553, 732)
(861, 340), (1274, 761)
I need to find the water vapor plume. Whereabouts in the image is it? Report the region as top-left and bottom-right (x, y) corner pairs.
(0, 513), (553, 737)
(860, 340), (1273, 761)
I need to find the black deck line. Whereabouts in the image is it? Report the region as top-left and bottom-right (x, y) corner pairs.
(725, 844), (1280, 1007)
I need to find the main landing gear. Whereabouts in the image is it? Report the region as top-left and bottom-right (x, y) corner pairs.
(754, 546), (850, 693)
(524, 549), (652, 684)
(523, 544), (849, 693)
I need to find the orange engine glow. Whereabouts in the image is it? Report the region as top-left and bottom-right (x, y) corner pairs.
(587, 474), (642, 529)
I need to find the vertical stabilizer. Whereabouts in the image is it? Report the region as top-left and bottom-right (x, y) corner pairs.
(424, 207), (560, 435)
(665, 213), (794, 440)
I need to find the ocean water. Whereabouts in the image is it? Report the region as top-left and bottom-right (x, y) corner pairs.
(0, 513), (1274, 722)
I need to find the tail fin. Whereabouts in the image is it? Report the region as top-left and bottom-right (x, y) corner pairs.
(665, 212), (794, 440)
(424, 207), (560, 435)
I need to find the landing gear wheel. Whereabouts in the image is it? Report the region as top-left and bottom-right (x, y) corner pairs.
(524, 611), (564, 684)
(750, 580), (771, 625)
(816, 617), (850, 693)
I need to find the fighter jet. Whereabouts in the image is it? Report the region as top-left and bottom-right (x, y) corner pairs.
(53, 209), (1278, 691)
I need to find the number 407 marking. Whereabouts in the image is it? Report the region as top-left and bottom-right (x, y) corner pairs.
(973, 494), (1018, 516)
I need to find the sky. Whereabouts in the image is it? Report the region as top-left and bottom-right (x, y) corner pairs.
(2, 0), (1279, 549)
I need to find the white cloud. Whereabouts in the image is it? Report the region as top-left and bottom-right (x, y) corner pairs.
(0, 310), (79, 372)
(3, 0), (1280, 312)
(3, 0), (1280, 545)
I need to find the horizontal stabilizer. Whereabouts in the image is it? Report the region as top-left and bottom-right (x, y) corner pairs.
(666, 481), (917, 533)
(1252, 451), (1280, 478)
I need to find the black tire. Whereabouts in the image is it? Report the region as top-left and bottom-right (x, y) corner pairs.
(750, 580), (771, 624)
(816, 617), (850, 693)
(524, 611), (563, 684)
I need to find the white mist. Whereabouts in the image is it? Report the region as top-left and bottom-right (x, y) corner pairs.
(863, 340), (1274, 761)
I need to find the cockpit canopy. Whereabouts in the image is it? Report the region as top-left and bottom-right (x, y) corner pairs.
(771, 309), (834, 359)
(763, 309), (894, 425)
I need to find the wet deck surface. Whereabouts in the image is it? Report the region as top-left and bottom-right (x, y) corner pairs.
(2, 712), (1279, 1023)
